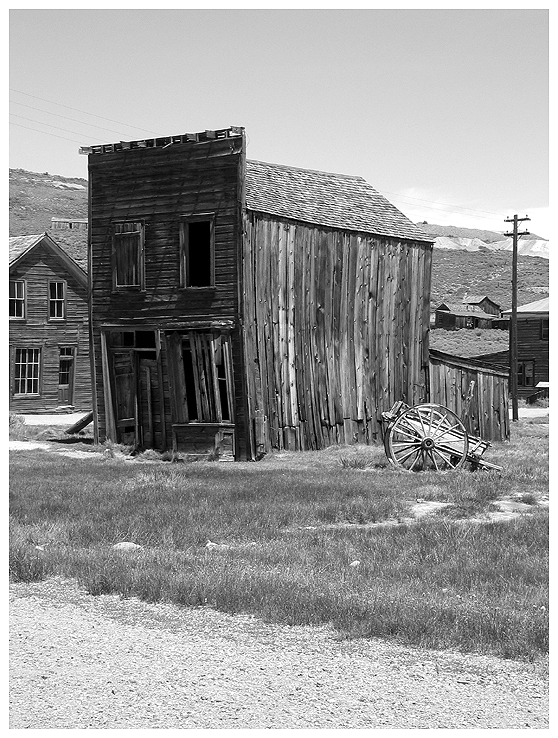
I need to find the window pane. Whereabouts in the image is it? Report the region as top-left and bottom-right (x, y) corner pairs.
(9, 281), (25, 318)
(14, 348), (40, 394)
(49, 282), (65, 318)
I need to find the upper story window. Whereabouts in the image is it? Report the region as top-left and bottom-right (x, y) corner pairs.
(48, 281), (66, 320)
(179, 215), (214, 288)
(9, 280), (25, 319)
(540, 318), (549, 341)
(518, 360), (535, 387)
(113, 221), (145, 290)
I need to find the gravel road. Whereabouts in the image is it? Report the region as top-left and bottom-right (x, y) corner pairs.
(10, 578), (548, 729)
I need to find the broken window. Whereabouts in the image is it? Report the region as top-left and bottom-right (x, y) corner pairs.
(9, 280), (25, 318)
(14, 348), (41, 394)
(167, 331), (233, 423)
(113, 222), (145, 289)
(180, 216), (214, 287)
(48, 281), (66, 319)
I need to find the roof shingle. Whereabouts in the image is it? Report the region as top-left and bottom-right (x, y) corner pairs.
(245, 160), (432, 242)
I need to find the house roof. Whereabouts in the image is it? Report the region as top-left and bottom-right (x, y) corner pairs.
(435, 302), (487, 316)
(245, 160), (432, 242)
(463, 295), (499, 306)
(502, 297), (549, 315)
(9, 233), (87, 285)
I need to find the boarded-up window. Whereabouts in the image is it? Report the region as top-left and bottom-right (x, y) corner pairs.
(14, 348), (41, 394)
(49, 281), (66, 319)
(540, 319), (549, 341)
(113, 222), (145, 289)
(9, 281), (25, 319)
(179, 216), (214, 287)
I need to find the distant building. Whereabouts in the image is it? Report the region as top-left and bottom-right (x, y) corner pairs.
(434, 302), (494, 330)
(502, 297), (549, 397)
(9, 233), (91, 413)
(462, 295), (501, 316)
(51, 217), (88, 231)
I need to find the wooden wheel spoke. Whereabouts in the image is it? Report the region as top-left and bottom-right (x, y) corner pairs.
(393, 424), (422, 443)
(408, 449), (422, 471)
(432, 446), (457, 468)
(415, 410), (428, 437)
(431, 421), (463, 441)
(394, 445), (422, 464)
(429, 449), (440, 471)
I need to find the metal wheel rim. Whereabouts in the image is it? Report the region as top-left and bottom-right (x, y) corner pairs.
(387, 403), (469, 471)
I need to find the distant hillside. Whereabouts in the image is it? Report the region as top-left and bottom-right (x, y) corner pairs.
(417, 221), (549, 259)
(431, 249), (549, 312)
(430, 328), (509, 358)
(8, 169), (549, 311)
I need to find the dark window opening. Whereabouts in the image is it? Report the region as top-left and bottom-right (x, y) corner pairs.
(136, 331), (156, 348)
(181, 218), (214, 288)
(217, 360), (230, 421)
(540, 318), (549, 341)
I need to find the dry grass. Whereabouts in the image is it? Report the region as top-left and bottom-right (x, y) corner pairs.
(9, 419), (548, 660)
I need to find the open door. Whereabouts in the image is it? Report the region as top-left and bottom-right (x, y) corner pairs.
(58, 347), (75, 406)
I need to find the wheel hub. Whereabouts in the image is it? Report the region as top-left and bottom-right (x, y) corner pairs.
(421, 437), (435, 450)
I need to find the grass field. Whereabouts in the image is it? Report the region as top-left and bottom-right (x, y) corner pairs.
(9, 418), (548, 661)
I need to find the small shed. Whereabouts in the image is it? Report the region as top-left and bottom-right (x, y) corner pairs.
(9, 233), (91, 413)
(434, 302), (494, 330)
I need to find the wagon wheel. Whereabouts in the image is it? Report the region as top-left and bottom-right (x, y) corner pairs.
(386, 404), (469, 471)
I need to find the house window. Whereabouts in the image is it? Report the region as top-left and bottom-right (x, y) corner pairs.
(113, 222), (145, 289)
(181, 332), (232, 421)
(58, 347), (74, 386)
(48, 281), (66, 319)
(14, 348), (41, 395)
(540, 318), (549, 341)
(180, 215), (214, 287)
(518, 360), (535, 387)
(9, 280), (25, 318)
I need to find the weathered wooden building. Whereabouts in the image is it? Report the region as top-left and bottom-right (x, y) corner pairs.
(83, 127), (433, 459)
(434, 302), (495, 330)
(462, 295), (501, 316)
(9, 233), (91, 413)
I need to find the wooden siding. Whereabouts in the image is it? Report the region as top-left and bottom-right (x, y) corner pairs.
(9, 245), (91, 413)
(429, 350), (510, 441)
(435, 311), (494, 330)
(242, 212), (432, 454)
(89, 136), (249, 456)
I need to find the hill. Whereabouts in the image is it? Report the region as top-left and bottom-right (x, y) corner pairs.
(9, 169), (549, 311)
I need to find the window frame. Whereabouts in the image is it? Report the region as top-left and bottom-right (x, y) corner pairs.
(517, 360), (536, 388)
(540, 318), (549, 341)
(9, 280), (26, 320)
(48, 280), (67, 321)
(112, 221), (145, 291)
(179, 214), (215, 289)
(13, 347), (42, 396)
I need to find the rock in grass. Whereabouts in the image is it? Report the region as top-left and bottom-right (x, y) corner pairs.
(349, 560), (361, 568)
(113, 542), (143, 551)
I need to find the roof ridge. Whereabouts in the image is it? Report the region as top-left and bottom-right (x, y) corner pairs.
(247, 159), (367, 182)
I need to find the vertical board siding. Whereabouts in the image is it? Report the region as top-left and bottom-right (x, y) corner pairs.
(243, 213), (432, 452)
(429, 351), (510, 441)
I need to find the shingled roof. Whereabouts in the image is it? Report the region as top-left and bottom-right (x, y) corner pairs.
(9, 233), (87, 281)
(245, 160), (432, 242)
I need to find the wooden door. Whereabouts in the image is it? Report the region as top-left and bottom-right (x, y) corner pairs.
(138, 356), (160, 449)
(58, 348), (75, 405)
(113, 351), (137, 445)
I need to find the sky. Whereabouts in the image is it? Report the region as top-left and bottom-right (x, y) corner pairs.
(9, 7), (549, 238)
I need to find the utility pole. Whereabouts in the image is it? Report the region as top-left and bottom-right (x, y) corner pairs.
(504, 214), (530, 422)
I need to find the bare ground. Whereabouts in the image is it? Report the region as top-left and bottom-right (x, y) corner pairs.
(10, 578), (548, 729)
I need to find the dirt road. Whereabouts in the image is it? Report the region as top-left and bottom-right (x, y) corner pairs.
(9, 578), (548, 729)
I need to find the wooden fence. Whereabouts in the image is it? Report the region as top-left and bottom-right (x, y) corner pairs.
(429, 349), (510, 441)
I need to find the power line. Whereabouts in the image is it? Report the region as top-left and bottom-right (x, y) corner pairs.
(10, 121), (85, 144)
(385, 191), (503, 218)
(10, 101), (134, 137)
(9, 87), (158, 135)
(10, 113), (121, 141)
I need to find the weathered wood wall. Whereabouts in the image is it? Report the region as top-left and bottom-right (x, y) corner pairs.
(9, 246), (90, 413)
(242, 213), (433, 454)
(429, 349), (510, 441)
(88, 134), (249, 456)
